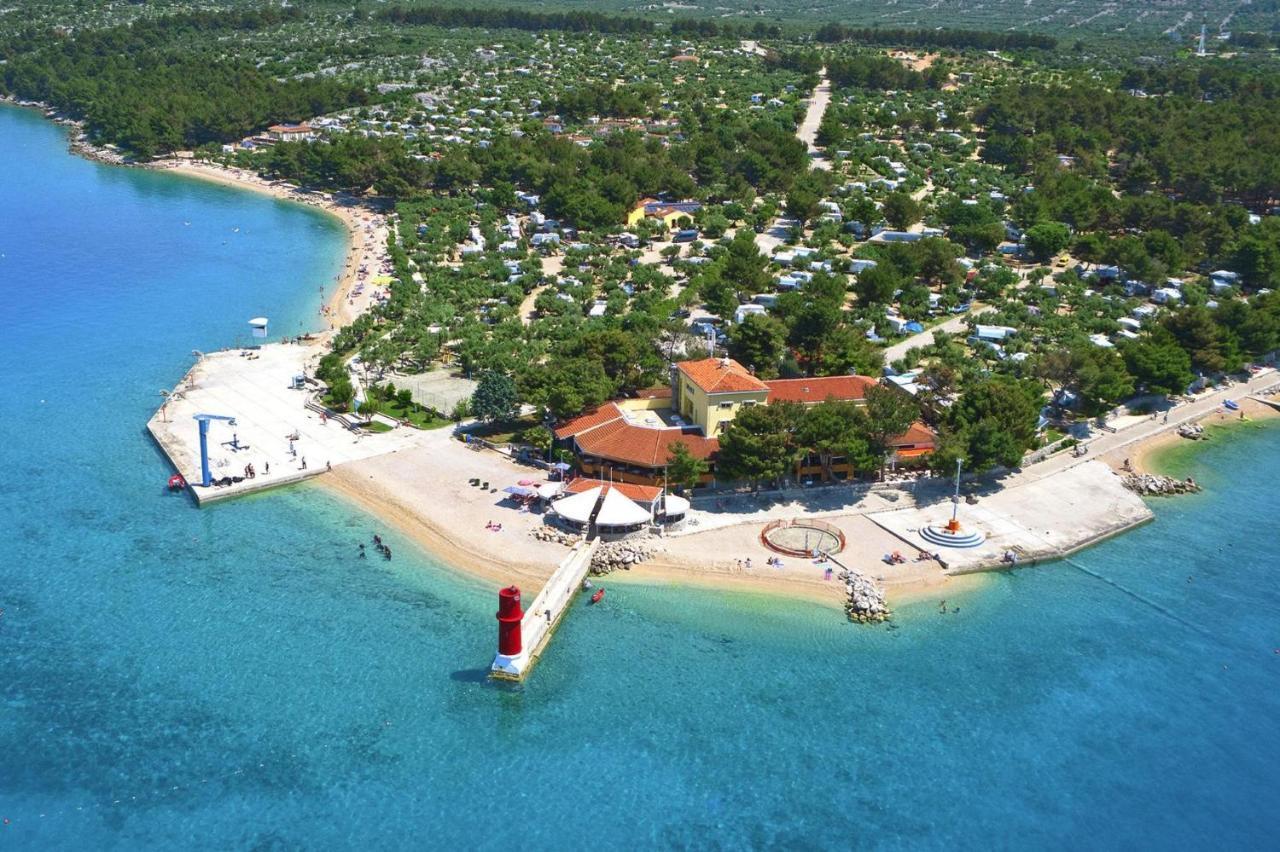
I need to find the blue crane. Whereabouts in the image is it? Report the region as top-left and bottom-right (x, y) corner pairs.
(193, 413), (237, 487)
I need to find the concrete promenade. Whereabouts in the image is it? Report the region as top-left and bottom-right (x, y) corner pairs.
(866, 461), (1153, 573)
(148, 344), (420, 504)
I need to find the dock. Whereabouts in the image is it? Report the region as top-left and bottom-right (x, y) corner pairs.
(148, 344), (421, 504)
(491, 538), (599, 681)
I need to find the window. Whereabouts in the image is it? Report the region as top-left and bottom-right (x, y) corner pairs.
(718, 402), (733, 410)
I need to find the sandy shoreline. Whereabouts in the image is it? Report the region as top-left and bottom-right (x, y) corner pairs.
(1101, 394), (1280, 475)
(314, 381), (1280, 613)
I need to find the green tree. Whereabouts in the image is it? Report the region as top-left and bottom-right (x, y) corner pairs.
(722, 230), (772, 294)
(812, 326), (883, 377)
(796, 400), (874, 480)
(1121, 329), (1194, 396)
(1076, 345), (1135, 414)
(522, 425), (553, 455)
(854, 263), (901, 306)
(882, 192), (922, 231)
(728, 313), (788, 377)
(1024, 222), (1071, 263)
(470, 371), (519, 422)
(665, 441), (709, 492)
(948, 376), (1042, 472)
(716, 404), (796, 490)
(862, 384), (921, 474)
(327, 375), (355, 411)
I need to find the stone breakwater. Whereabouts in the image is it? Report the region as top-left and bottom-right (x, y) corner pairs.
(590, 539), (662, 575)
(531, 527), (582, 547)
(839, 569), (890, 624)
(1178, 423), (1207, 440)
(1122, 473), (1201, 496)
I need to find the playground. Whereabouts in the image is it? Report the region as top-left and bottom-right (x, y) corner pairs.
(147, 343), (420, 503)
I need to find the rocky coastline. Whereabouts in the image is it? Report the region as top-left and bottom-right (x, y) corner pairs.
(1121, 472), (1201, 497)
(590, 539), (662, 575)
(2, 96), (130, 165)
(840, 569), (890, 624)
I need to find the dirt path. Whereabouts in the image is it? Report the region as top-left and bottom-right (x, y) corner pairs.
(797, 68), (832, 171)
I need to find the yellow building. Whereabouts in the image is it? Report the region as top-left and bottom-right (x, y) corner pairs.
(626, 199), (703, 229)
(674, 358), (769, 435)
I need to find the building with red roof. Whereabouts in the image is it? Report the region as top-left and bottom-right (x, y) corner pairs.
(552, 362), (935, 486)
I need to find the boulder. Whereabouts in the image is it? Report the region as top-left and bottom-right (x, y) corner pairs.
(1120, 472), (1201, 496)
(839, 568), (890, 624)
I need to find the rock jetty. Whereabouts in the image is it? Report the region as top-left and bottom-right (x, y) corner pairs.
(531, 527), (581, 547)
(839, 569), (890, 624)
(1121, 473), (1201, 496)
(1177, 422), (1206, 440)
(590, 539), (661, 575)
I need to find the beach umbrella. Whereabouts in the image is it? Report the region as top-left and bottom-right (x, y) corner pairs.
(551, 462), (572, 471)
(503, 485), (536, 497)
(518, 478), (538, 486)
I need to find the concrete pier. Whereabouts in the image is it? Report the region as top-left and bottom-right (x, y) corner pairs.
(148, 344), (420, 504)
(866, 461), (1153, 573)
(492, 538), (599, 680)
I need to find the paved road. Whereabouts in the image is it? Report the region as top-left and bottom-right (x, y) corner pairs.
(796, 68), (832, 171)
(1020, 369), (1280, 484)
(882, 308), (988, 364)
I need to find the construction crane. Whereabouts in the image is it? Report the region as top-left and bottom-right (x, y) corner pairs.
(193, 413), (237, 487)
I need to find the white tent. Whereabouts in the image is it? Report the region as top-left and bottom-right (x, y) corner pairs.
(660, 494), (690, 518)
(536, 481), (563, 500)
(551, 486), (601, 526)
(595, 487), (651, 528)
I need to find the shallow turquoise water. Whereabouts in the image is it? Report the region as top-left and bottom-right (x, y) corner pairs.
(2, 104), (1279, 849)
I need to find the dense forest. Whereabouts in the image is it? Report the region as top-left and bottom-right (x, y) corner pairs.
(375, 5), (653, 34)
(977, 77), (1280, 207)
(813, 25), (1056, 51)
(0, 9), (367, 156)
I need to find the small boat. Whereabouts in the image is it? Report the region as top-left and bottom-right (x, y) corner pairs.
(167, 473), (186, 491)
(1224, 400), (1240, 411)
(590, 588), (605, 604)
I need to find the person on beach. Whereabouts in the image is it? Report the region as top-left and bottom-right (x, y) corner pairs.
(301, 457), (307, 470)
(264, 461), (269, 475)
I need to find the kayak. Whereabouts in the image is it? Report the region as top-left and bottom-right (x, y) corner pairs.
(590, 588), (605, 604)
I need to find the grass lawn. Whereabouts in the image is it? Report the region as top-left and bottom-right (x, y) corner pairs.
(365, 398), (454, 430)
(468, 414), (542, 445)
(364, 421), (394, 434)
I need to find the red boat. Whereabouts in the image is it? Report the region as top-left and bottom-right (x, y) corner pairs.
(167, 473), (187, 491)
(590, 588), (605, 604)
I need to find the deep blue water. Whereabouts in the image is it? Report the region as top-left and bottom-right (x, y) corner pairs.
(2, 103), (1279, 849)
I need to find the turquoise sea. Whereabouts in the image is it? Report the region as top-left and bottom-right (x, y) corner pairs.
(2, 103), (1278, 849)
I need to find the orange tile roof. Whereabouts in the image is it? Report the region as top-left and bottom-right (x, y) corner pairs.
(553, 402), (624, 440)
(677, 358), (769, 394)
(553, 401), (718, 468)
(891, 421), (937, 450)
(633, 386), (672, 400)
(565, 479), (664, 503)
(765, 375), (877, 405)
(578, 422), (719, 468)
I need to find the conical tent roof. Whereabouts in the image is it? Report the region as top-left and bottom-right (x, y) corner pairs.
(550, 486), (601, 525)
(595, 487), (651, 527)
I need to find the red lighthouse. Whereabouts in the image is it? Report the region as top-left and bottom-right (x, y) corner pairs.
(496, 585), (524, 657)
